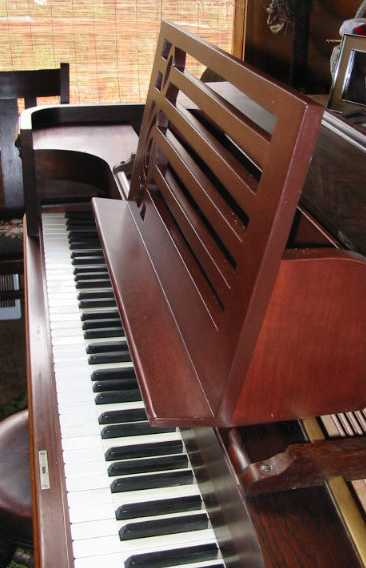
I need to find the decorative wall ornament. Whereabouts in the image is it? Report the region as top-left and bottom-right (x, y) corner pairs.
(266, 0), (294, 35)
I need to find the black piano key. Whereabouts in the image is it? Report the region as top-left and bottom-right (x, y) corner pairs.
(84, 327), (123, 339)
(81, 310), (119, 321)
(91, 367), (134, 381)
(99, 408), (147, 425)
(76, 279), (111, 289)
(125, 543), (218, 568)
(66, 219), (96, 232)
(80, 299), (115, 309)
(95, 389), (141, 405)
(78, 291), (114, 301)
(65, 210), (94, 217)
(105, 440), (183, 461)
(75, 271), (108, 280)
(69, 241), (100, 250)
(87, 341), (127, 354)
(75, 272), (109, 281)
(82, 318), (122, 329)
(111, 469), (193, 493)
(109, 454), (188, 476)
(71, 250), (103, 258)
(69, 237), (100, 246)
(72, 257), (106, 266)
(115, 494), (202, 520)
(74, 266), (109, 275)
(120, 513), (208, 541)
(101, 422), (175, 439)
(93, 379), (137, 392)
(88, 351), (131, 365)
(68, 228), (98, 236)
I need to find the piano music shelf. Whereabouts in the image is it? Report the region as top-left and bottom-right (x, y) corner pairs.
(93, 197), (215, 425)
(93, 22), (366, 428)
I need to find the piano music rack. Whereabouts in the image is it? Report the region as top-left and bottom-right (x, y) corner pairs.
(94, 21), (366, 427)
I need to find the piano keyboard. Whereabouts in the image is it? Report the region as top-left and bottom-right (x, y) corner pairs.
(42, 211), (225, 568)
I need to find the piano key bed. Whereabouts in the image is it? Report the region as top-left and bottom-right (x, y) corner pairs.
(42, 211), (225, 568)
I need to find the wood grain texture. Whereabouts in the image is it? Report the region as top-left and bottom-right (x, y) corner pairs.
(233, 248), (366, 423)
(238, 437), (366, 495)
(185, 424), (363, 568)
(20, 103), (142, 237)
(93, 197), (215, 425)
(123, 22), (328, 426)
(24, 222), (73, 568)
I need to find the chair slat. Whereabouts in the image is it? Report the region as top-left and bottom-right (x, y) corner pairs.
(0, 63), (69, 214)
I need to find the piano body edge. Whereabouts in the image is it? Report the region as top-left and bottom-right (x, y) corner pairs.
(24, 222), (73, 568)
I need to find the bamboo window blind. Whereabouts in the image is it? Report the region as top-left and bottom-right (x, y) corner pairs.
(0, 0), (234, 104)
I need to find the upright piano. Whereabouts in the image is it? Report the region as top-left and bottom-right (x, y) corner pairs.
(22, 22), (366, 568)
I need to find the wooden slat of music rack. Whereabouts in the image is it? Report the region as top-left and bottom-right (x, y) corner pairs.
(120, 21), (325, 426)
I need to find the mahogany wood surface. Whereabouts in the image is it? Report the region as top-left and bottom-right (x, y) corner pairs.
(184, 424), (362, 568)
(93, 197), (214, 424)
(233, 248), (366, 423)
(98, 22), (366, 427)
(22, 22), (366, 567)
(20, 103), (142, 237)
(208, 82), (366, 258)
(238, 437), (366, 495)
(24, 223), (73, 568)
(33, 124), (138, 180)
(302, 120), (366, 256)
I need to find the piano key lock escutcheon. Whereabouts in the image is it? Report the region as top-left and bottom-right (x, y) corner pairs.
(23, 21), (366, 568)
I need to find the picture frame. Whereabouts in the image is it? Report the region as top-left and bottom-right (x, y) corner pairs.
(327, 34), (366, 116)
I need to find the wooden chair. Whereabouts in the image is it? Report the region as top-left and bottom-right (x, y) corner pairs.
(0, 64), (69, 301)
(0, 410), (32, 561)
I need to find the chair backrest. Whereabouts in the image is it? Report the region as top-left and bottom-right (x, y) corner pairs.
(0, 63), (69, 213)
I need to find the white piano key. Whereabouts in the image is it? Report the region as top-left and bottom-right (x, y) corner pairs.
(64, 459), (109, 478)
(68, 484), (201, 523)
(42, 212), (220, 567)
(159, 563), (223, 568)
(74, 545), (219, 568)
(71, 509), (205, 540)
(59, 399), (144, 418)
(55, 362), (133, 380)
(73, 528), (216, 558)
(62, 431), (179, 452)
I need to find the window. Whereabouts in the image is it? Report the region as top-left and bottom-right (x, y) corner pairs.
(0, 0), (235, 103)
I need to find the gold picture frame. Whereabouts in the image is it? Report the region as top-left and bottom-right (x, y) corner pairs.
(328, 33), (366, 114)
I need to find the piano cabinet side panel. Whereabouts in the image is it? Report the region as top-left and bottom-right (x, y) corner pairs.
(24, 227), (74, 568)
(183, 425), (363, 568)
(230, 249), (366, 425)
